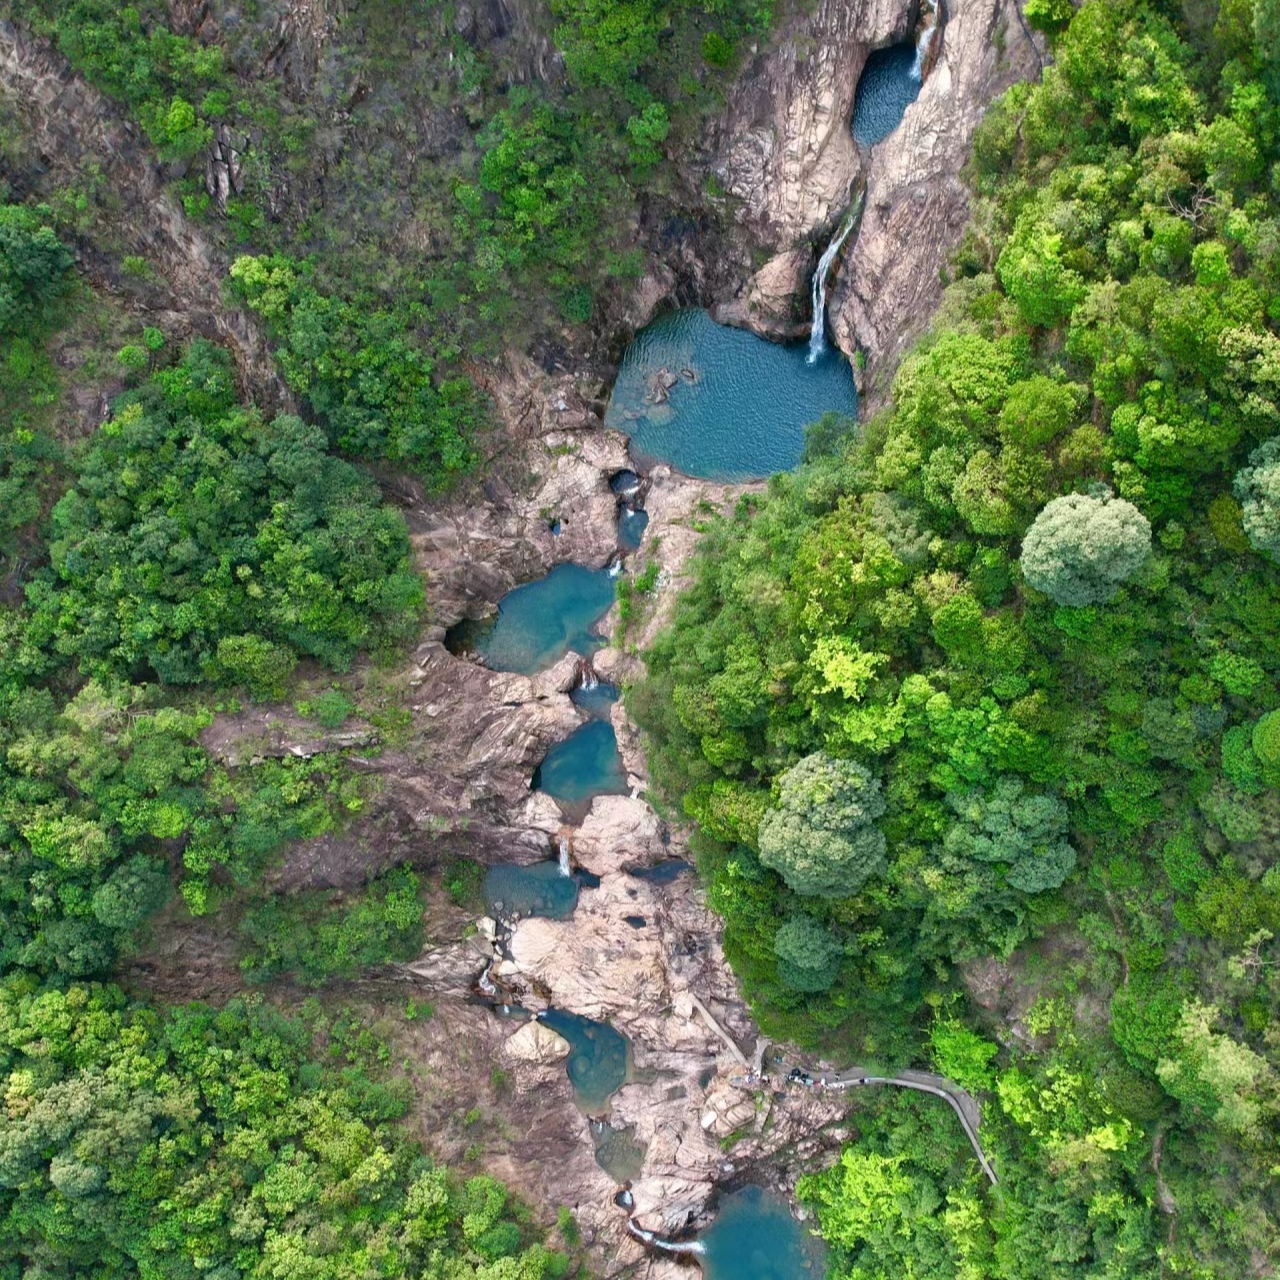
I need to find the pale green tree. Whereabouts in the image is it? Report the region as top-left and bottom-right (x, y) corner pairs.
(1019, 489), (1152, 606)
(757, 753), (887, 897)
(1233, 436), (1280, 559)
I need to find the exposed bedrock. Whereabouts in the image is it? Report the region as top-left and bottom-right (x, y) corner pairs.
(707, 0), (1043, 397)
(0, 22), (288, 411)
(831, 0), (1043, 407)
(709, 0), (914, 249)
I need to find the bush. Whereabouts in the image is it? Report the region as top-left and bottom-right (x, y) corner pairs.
(238, 866), (424, 984)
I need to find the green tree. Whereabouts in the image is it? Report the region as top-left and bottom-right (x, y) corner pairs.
(1252, 710), (1280, 785)
(1233, 436), (1280, 559)
(757, 753), (888, 898)
(34, 343), (422, 684)
(773, 915), (844, 992)
(0, 204), (74, 336)
(997, 211), (1088, 328)
(943, 779), (1076, 894)
(1019, 489), (1152, 605)
(1156, 999), (1277, 1137)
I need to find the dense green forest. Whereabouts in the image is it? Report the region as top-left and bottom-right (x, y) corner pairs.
(634, 0), (1280, 1273)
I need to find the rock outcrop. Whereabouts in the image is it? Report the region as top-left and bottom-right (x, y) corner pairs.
(831, 0), (1044, 406)
(411, 355), (626, 629)
(498, 806), (848, 1260)
(502, 1019), (572, 1065)
(708, 0), (914, 247)
(704, 0), (1044, 406)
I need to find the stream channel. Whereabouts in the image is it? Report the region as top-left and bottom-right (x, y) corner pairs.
(441, 39), (929, 1271)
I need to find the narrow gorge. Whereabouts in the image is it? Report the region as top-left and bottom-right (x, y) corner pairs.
(11, 0), (1274, 1276)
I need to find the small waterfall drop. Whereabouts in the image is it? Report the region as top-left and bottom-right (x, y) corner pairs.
(910, 20), (936, 81)
(807, 208), (859, 364)
(558, 837), (572, 878)
(607, 555), (623, 578)
(625, 1220), (708, 1258)
(580, 660), (599, 691)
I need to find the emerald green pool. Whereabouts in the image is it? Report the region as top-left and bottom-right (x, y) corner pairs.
(700, 1186), (825, 1280)
(483, 861), (579, 920)
(618, 506), (649, 550)
(852, 43), (922, 145)
(570, 678), (620, 720)
(445, 563), (615, 674)
(538, 1009), (629, 1114)
(604, 310), (856, 481)
(533, 720), (629, 814)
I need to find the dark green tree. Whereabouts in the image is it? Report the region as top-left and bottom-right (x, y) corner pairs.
(0, 204), (74, 336)
(773, 914), (845, 992)
(34, 343), (422, 684)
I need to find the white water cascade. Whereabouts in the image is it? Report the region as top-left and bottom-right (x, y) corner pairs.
(558, 837), (572, 877)
(806, 206), (859, 364)
(579, 660), (599, 691)
(910, 18), (937, 81)
(625, 1220), (707, 1257)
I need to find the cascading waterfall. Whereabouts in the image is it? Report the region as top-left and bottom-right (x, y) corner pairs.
(579, 657), (599, 691)
(558, 837), (572, 877)
(806, 204), (860, 364)
(910, 16), (937, 80)
(625, 1220), (708, 1258)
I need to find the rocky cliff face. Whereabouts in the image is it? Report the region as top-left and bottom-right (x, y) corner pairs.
(705, 0), (1043, 394)
(0, 23), (287, 410)
(708, 0), (914, 249)
(831, 0), (1044, 406)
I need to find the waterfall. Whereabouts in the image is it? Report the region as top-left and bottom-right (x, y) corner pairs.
(806, 208), (859, 364)
(625, 1220), (707, 1257)
(607, 555), (623, 578)
(558, 837), (572, 877)
(910, 20), (936, 81)
(580, 659), (599, 691)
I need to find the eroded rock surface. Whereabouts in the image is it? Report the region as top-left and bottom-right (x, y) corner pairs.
(709, 0), (914, 246)
(831, 0), (1044, 404)
(702, 0), (1044, 406)
(502, 1019), (572, 1065)
(0, 23), (286, 408)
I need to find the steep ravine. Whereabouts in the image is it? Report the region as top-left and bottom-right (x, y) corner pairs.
(701, 0), (1043, 407)
(192, 360), (852, 1275)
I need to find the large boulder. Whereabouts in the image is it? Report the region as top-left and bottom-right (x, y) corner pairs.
(502, 1020), (572, 1065)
